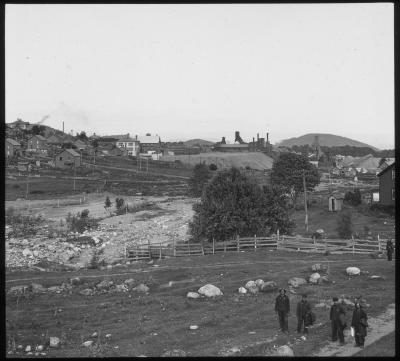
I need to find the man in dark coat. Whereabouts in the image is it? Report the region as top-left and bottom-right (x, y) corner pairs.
(351, 300), (368, 347)
(330, 297), (346, 345)
(275, 288), (290, 333)
(296, 294), (312, 334)
(386, 239), (394, 261)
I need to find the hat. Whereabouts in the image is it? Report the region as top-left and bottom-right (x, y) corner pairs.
(302, 294), (307, 298)
(333, 297), (338, 301)
(279, 288), (286, 293)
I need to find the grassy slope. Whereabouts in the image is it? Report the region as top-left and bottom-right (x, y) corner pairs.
(6, 251), (395, 357)
(353, 331), (395, 357)
(160, 152), (274, 170)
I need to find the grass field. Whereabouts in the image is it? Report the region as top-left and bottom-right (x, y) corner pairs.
(6, 250), (395, 357)
(354, 331), (395, 357)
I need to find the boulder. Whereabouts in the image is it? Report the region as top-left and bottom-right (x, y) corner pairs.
(82, 340), (94, 347)
(287, 277), (307, 288)
(30, 283), (47, 293)
(245, 280), (256, 289)
(161, 349), (187, 357)
(276, 345), (294, 356)
(22, 248), (32, 257)
(36, 345), (44, 352)
(32, 250), (39, 257)
(124, 278), (136, 287)
(96, 280), (114, 290)
(309, 273), (321, 284)
(238, 287), (247, 294)
(346, 267), (360, 276)
(369, 275), (385, 280)
(47, 286), (63, 293)
(79, 288), (94, 296)
(260, 281), (278, 293)
(114, 284), (128, 292)
(311, 263), (328, 272)
(132, 284), (150, 293)
(198, 284), (223, 297)
(255, 279), (265, 288)
(25, 345), (31, 352)
(49, 337), (60, 348)
(187, 292), (200, 299)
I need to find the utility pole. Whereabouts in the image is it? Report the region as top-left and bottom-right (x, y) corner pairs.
(303, 170), (308, 233)
(73, 161), (76, 191)
(25, 168), (29, 199)
(146, 157), (149, 173)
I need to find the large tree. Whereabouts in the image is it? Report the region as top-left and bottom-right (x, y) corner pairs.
(271, 152), (320, 207)
(189, 167), (294, 242)
(188, 163), (212, 197)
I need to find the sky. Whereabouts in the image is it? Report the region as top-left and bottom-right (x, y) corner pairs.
(5, 4), (394, 149)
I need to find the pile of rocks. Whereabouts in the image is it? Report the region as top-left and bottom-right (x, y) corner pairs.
(186, 284), (223, 299)
(238, 279), (278, 295)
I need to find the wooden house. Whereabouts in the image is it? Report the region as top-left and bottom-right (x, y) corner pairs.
(54, 148), (81, 168)
(328, 192), (344, 212)
(377, 162), (395, 206)
(6, 138), (21, 157)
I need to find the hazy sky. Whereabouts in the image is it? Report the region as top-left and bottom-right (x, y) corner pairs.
(6, 4), (394, 149)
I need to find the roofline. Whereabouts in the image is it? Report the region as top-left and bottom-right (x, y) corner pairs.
(377, 162), (395, 177)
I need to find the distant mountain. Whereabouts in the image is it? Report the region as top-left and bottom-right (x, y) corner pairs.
(183, 139), (215, 146)
(277, 133), (379, 151)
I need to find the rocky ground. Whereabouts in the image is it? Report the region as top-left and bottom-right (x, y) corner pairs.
(5, 194), (195, 271)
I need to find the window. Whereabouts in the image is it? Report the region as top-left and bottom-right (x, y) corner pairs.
(392, 188), (395, 201)
(59, 157), (62, 161)
(128, 142), (133, 146)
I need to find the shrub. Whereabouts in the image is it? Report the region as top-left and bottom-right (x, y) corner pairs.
(66, 211), (99, 233)
(344, 189), (361, 206)
(336, 210), (353, 239)
(30, 190), (45, 195)
(188, 163), (212, 197)
(209, 163), (218, 171)
(80, 209), (90, 218)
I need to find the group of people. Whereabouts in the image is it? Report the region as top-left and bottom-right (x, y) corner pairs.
(275, 289), (368, 348)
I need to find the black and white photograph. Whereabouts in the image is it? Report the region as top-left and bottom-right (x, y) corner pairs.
(4, 3), (395, 357)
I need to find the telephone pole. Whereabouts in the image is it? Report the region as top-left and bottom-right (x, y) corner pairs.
(303, 170), (308, 233)
(73, 161), (76, 191)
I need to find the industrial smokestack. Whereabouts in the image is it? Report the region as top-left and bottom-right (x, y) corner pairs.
(267, 133), (269, 143)
(221, 137), (226, 144)
(257, 133), (259, 141)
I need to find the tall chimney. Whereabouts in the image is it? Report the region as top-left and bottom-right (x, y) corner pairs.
(267, 133), (269, 143)
(257, 133), (259, 141)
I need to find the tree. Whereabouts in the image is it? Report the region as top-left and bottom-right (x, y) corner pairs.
(115, 197), (125, 211)
(209, 163), (218, 171)
(344, 189), (361, 206)
(77, 131), (88, 141)
(189, 167), (294, 242)
(188, 163), (212, 197)
(336, 210), (353, 239)
(271, 153), (320, 207)
(31, 125), (46, 136)
(104, 196), (112, 213)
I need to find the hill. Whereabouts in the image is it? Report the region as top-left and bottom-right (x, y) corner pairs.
(183, 139), (215, 147)
(277, 133), (379, 151)
(160, 151), (274, 170)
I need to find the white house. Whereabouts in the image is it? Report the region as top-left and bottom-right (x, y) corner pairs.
(116, 135), (140, 156)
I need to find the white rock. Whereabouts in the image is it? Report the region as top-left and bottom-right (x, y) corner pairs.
(82, 340), (94, 347)
(309, 273), (321, 284)
(36, 345), (44, 352)
(106, 265), (113, 270)
(245, 280), (256, 289)
(247, 285), (259, 294)
(276, 345), (294, 356)
(187, 291), (200, 299)
(189, 325), (198, 330)
(49, 337), (60, 348)
(288, 277), (307, 288)
(346, 267), (360, 276)
(92, 332), (98, 337)
(25, 345), (31, 352)
(238, 286), (247, 294)
(22, 248), (32, 257)
(255, 279), (265, 288)
(33, 250), (39, 257)
(132, 284), (149, 293)
(311, 263), (327, 272)
(106, 334), (112, 339)
(260, 281), (278, 293)
(198, 284), (223, 297)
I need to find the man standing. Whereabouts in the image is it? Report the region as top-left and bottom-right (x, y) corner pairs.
(330, 297), (346, 345)
(386, 239), (394, 261)
(296, 294), (312, 334)
(275, 288), (290, 333)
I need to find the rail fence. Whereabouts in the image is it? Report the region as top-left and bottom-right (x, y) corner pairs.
(124, 234), (394, 261)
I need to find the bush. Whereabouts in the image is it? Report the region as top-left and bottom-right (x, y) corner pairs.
(344, 189), (361, 206)
(80, 209), (90, 218)
(188, 163), (212, 197)
(336, 210), (353, 239)
(209, 163), (218, 171)
(66, 212), (99, 233)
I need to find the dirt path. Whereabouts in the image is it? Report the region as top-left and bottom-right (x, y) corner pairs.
(313, 303), (395, 357)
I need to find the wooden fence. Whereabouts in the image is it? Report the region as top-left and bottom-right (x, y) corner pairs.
(124, 235), (393, 261)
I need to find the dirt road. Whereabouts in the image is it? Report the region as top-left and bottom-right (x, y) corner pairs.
(313, 303), (395, 357)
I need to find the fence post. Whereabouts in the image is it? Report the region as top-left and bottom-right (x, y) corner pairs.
(212, 238), (215, 254)
(352, 236), (355, 255)
(224, 241), (226, 253)
(201, 241), (205, 256)
(237, 235), (240, 252)
(159, 242), (162, 260)
(254, 234), (257, 251)
(124, 246), (127, 261)
(325, 238), (327, 253)
(136, 244), (139, 262)
(313, 237), (316, 253)
(173, 238), (176, 257)
(188, 239), (191, 255)
(378, 234), (381, 252)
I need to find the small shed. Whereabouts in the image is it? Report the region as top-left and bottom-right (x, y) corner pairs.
(328, 192), (344, 212)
